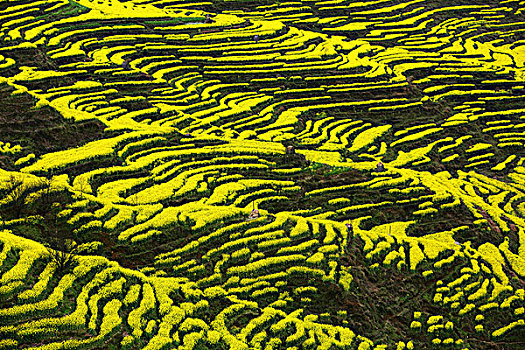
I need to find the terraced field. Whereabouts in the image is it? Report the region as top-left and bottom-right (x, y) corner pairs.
(0, 0), (525, 348)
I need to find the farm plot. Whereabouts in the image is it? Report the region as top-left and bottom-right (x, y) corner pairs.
(0, 0), (524, 349)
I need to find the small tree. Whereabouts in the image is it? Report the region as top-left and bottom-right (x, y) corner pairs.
(1, 174), (28, 218)
(44, 238), (78, 273)
(42, 202), (78, 273)
(36, 178), (53, 206)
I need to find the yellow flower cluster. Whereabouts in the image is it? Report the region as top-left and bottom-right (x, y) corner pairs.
(128, 283), (156, 339)
(227, 254), (306, 277)
(0, 141), (21, 155)
(88, 277), (126, 331)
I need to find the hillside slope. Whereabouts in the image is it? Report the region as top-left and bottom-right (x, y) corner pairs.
(0, 0), (524, 349)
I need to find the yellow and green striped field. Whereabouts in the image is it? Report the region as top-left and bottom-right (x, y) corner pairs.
(0, 0), (525, 348)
